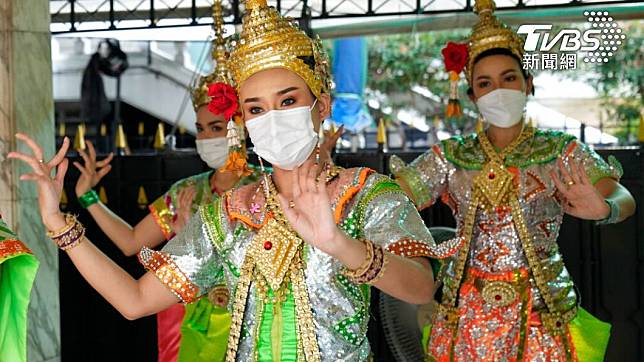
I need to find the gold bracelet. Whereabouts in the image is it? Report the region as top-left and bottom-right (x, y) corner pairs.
(342, 239), (374, 279)
(354, 243), (387, 285)
(46, 213), (85, 250)
(46, 214), (76, 238)
(343, 240), (389, 284)
(366, 250), (388, 285)
(58, 222), (85, 251)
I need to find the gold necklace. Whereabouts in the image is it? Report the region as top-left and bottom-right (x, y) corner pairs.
(479, 125), (534, 162)
(261, 163), (341, 216)
(225, 172), (322, 362)
(441, 126), (535, 309)
(437, 126), (575, 360)
(261, 174), (289, 224)
(249, 187), (302, 292)
(473, 126), (535, 209)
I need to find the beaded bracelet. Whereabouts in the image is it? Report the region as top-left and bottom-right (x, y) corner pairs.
(342, 240), (388, 285)
(355, 244), (388, 285)
(342, 239), (375, 280)
(366, 247), (388, 285)
(78, 189), (100, 208)
(46, 214), (85, 250)
(342, 240), (374, 279)
(596, 198), (620, 225)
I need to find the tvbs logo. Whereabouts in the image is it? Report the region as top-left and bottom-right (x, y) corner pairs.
(518, 11), (625, 63)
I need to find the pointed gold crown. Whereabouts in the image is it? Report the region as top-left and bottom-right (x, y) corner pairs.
(465, 0), (525, 83)
(229, 0), (331, 99)
(191, 0), (234, 110)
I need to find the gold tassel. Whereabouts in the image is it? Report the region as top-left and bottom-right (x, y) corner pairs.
(445, 71), (463, 119)
(220, 115), (251, 176)
(100, 123), (107, 136)
(137, 121), (145, 136)
(58, 123), (66, 138)
(446, 99), (463, 118)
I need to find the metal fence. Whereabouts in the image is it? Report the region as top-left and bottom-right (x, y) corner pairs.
(49, 0), (644, 33)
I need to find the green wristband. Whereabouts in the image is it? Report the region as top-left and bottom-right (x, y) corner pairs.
(78, 189), (100, 208)
(595, 198), (620, 225)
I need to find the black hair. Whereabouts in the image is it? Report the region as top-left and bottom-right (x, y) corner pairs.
(298, 55), (316, 71)
(296, 55), (326, 97)
(467, 48), (535, 96)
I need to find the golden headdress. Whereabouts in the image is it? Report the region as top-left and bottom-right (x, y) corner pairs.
(190, 1), (250, 176)
(190, 0), (234, 110)
(229, 0), (331, 99)
(465, 0), (525, 83)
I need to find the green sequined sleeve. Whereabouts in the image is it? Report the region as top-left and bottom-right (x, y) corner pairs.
(389, 145), (451, 210)
(354, 174), (462, 262)
(139, 201), (225, 303)
(565, 140), (623, 185)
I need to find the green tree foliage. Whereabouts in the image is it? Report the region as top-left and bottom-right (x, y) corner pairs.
(336, 21), (640, 141)
(364, 29), (474, 131)
(587, 22), (643, 144)
(366, 30), (468, 96)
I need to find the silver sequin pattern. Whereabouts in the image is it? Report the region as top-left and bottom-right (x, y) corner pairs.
(394, 135), (620, 313)
(150, 172), (435, 361)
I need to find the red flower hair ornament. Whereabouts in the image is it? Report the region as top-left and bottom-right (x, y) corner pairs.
(441, 42), (468, 120)
(441, 42), (469, 74)
(207, 82), (239, 120)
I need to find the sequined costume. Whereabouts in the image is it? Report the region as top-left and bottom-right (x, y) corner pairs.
(0, 215), (39, 362)
(391, 128), (621, 361)
(150, 169), (262, 241)
(145, 0), (258, 358)
(141, 1), (459, 361)
(149, 167), (262, 362)
(140, 167), (461, 361)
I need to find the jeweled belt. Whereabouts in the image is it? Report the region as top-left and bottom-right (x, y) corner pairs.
(466, 268), (529, 308)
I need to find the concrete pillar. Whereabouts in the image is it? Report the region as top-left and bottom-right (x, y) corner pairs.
(0, 1), (61, 361)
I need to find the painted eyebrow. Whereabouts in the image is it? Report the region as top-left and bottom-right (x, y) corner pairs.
(243, 86), (300, 103)
(195, 120), (224, 129)
(277, 86), (299, 95)
(243, 97), (261, 103)
(475, 68), (517, 81)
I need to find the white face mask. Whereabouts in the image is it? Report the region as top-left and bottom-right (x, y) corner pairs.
(245, 101), (318, 170)
(196, 137), (229, 169)
(476, 88), (527, 128)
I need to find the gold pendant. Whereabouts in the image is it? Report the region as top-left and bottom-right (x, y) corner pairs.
(473, 160), (514, 207)
(249, 217), (302, 291)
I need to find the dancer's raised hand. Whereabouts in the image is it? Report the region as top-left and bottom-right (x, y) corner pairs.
(8, 133), (70, 230)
